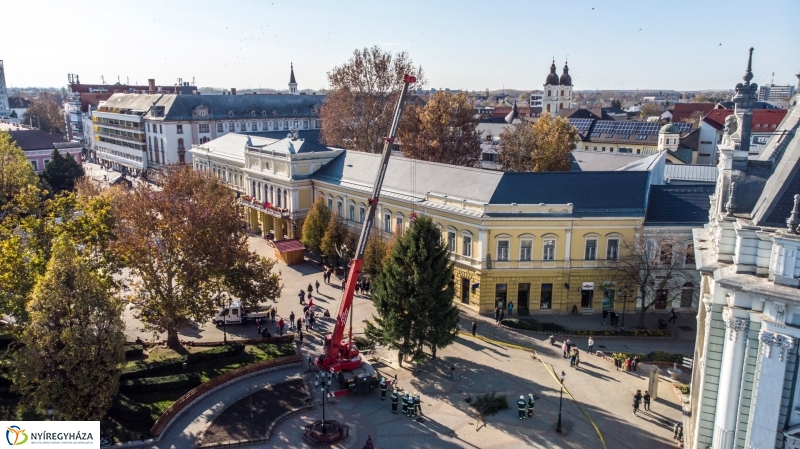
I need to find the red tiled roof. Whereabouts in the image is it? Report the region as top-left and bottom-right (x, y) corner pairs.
(671, 103), (716, 123)
(702, 109), (787, 131)
(491, 106), (532, 118)
(272, 239), (305, 253)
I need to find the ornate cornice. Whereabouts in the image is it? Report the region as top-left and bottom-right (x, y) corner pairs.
(760, 330), (795, 362)
(723, 309), (749, 342)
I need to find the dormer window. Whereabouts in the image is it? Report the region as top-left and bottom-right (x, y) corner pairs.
(292, 110), (298, 116)
(228, 110), (233, 117)
(250, 111), (256, 117)
(261, 110), (267, 116)
(272, 110), (277, 116)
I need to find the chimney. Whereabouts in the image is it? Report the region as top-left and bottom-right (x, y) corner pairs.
(231, 88), (237, 95)
(148, 79), (156, 94)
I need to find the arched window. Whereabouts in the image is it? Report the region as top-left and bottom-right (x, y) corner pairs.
(542, 234), (557, 261)
(395, 213), (404, 235)
(560, 90), (564, 96)
(383, 209), (392, 232)
(519, 234), (534, 261)
(605, 233), (621, 260)
(680, 282), (694, 308)
(547, 90), (552, 96)
(348, 201), (356, 221)
(284, 190), (288, 209)
(584, 233), (599, 260)
(177, 138), (185, 150)
(336, 197), (343, 216)
(327, 195), (333, 211)
(495, 234), (511, 261)
(358, 203), (366, 223)
(462, 231), (473, 258)
(559, 102), (564, 109)
(276, 188), (282, 207)
(546, 104), (551, 112)
(446, 227), (457, 253)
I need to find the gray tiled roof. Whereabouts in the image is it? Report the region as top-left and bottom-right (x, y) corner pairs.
(7, 130), (66, 151)
(645, 184), (715, 225)
(569, 151), (648, 171)
(663, 164), (717, 184)
(163, 94), (324, 121)
(194, 133), (331, 160)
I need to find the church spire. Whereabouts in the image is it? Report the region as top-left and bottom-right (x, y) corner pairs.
(289, 63), (298, 95)
(743, 47), (754, 85)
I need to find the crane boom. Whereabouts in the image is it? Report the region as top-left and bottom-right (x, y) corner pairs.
(318, 74), (416, 373)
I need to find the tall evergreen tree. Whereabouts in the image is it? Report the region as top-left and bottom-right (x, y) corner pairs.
(301, 197), (330, 254)
(43, 150), (85, 194)
(365, 216), (457, 364)
(13, 235), (125, 420)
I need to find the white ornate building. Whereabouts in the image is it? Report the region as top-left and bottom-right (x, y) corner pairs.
(542, 60), (572, 117)
(689, 49), (800, 449)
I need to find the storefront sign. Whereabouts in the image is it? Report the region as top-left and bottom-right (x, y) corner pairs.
(581, 282), (594, 290)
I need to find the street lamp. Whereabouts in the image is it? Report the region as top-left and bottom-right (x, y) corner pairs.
(46, 405), (54, 421)
(314, 372), (333, 434)
(556, 370), (566, 433)
(217, 293), (230, 345)
(619, 285), (634, 334)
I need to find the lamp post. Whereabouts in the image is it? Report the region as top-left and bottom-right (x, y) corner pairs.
(217, 293), (230, 345)
(556, 370), (566, 433)
(46, 405), (54, 421)
(315, 371), (333, 434)
(619, 285), (633, 334)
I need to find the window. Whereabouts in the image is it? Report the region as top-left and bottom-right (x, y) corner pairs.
(655, 289), (668, 310)
(217, 123), (224, 132)
(327, 197), (333, 211)
(606, 238), (619, 260)
(177, 138), (185, 150)
(43, 158), (50, 166)
(228, 111), (233, 117)
(284, 120), (289, 129)
(495, 284), (507, 309)
(262, 111), (267, 116)
(304, 120), (309, 129)
(198, 124), (209, 133)
(336, 199), (343, 216)
(262, 121), (268, 130)
(685, 243), (695, 265)
(660, 244), (673, 264)
(348, 204), (355, 221)
(176, 124), (183, 134)
(543, 239), (555, 261)
(497, 239), (509, 261)
(384, 212), (392, 232)
(250, 111), (256, 117)
(395, 216), (403, 235)
(252, 121), (257, 130)
(30, 160), (38, 171)
(315, 120), (322, 128)
(229, 122), (235, 131)
(179, 153), (185, 164)
(240, 122), (246, 131)
(447, 230), (456, 252)
(520, 239), (532, 261)
(159, 125), (162, 133)
(584, 239), (597, 260)
(540, 284), (552, 309)
(462, 234), (472, 257)
(680, 282), (694, 307)
(199, 110), (206, 117)
(581, 286), (594, 308)
(147, 123), (151, 132)
(359, 205), (365, 223)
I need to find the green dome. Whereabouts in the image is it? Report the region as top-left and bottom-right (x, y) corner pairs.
(660, 123), (680, 134)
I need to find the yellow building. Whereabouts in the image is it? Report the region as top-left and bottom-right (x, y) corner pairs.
(191, 133), (702, 316)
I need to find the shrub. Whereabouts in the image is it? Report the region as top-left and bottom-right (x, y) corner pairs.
(353, 336), (373, 350)
(611, 351), (684, 363)
(186, 344), (244, 364)
(121, 344), (245, 380)
(119, 373), (202, 394)
(471, 392), (509, 416)
(678, 385), (690, 395)
(124, 345), (144, 360)
(109, 393), (153, 423)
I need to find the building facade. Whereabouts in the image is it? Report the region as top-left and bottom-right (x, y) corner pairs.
(0, 61), (9, 118)
(697, 108), (788, 165)
(7, 130), (83, 173)
(688, 50), (800, 449)
(193, 133), (705, 317)
(542, 60), (573, 117)
(758, 84), (796, 103)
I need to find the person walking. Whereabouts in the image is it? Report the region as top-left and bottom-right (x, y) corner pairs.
(632, 356), (639, 372)
(305, 316), (311, 331)
(308, 283), (313, 295)
(299, 289), (306, 304)
(297, 317), (303, 332)
(256, 317), (262, 335)
(527, 393), (535, 417)
(625, 356), (633, 372)
(289, 311), (295, 330)
(391, 389), (399, 414)
(341, 279), (346, 291)
(602, 309), (608, 326)
(379, 377), (387, 401)
(270, 307), (277, 323)
(668, 308), (677, 324)
(315, 279), (320, 292)
(278, 318), (285, 336)
(471, 320), (477, 336)
(633, 390), (643, 416)
(309, 314), (316, 330)
(517, 395), (527, 420)
(562, 340), (569, 358)
(573, 348), (580, 369)
(643, 391), (651, 411)
(495, 306), (501, 324)
(298, 329), (304, 344)
(569, 351), (575, 368)
(587, 336), (594, 354)
(508, 301), (514, 316)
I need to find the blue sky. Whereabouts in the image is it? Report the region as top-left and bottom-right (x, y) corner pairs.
(4, 0), (799, 91)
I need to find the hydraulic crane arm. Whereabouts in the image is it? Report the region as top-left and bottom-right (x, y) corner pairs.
(320, 74), (416, 372)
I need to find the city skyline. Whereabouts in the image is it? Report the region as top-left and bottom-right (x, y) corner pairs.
(2, 0), (799, 92)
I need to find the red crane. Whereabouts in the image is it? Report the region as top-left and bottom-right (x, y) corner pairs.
(316, 74), (416, 384)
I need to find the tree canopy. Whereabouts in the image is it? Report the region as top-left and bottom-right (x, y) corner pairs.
(13, 234), (125, 420)
(0, 131), (40, 214)
(398, 91), (482, 167)
(365, 216), (458, 363)
(42, 149), (85, 194)
(320, 46), (424, 153)
(22, 92), (65, 137)
(112, 166), (282, 347)
(301, 197), (331, 254)
(497, 115), (577, 172)
(320, 213), (352, 268)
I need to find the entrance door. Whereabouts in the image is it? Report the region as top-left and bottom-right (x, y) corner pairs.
(581, 289), (594, 309)
(495, 284), (507, 309)
(461, 278), (470, 304)
(517, 283), (530, 316)
(655, 289), (668, 310)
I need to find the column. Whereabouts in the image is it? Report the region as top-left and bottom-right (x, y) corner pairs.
(747, 329), (795, 448)
(477, 229), (489, 270)
(564, 229), (572, 267)
(712, 308), (749, 449)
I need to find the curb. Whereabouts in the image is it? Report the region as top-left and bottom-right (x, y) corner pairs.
(196, 404), (314, 448)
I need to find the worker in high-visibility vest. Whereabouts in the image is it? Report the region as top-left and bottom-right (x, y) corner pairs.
(390, 390), (399, 414)
(517, 395), (527, 420)
(379, 377), (387, 400)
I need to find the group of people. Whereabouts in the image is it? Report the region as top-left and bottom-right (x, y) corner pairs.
(390, 388), (422, 417)
(632, 389), (652, 415)
(354, 278), (371, 295)
(516, 394), (536, 419)
(601, 309), (620, 326)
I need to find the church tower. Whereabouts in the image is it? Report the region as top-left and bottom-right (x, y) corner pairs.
(542, 60), (573, 117)
(289, 63), (298, 95)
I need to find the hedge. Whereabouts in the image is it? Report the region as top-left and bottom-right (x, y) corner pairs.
(119, 373), (202, 394)
(121, 344), (244, 380)
(124, 345), (144, 360)
(611, 351), (685, 364)
(109, 393), (154, 423)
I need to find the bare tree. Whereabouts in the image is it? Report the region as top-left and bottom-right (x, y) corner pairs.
(320, 46), (425, 153)
(613, 228), (695, 328)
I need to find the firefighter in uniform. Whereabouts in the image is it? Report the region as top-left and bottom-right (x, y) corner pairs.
(408, 392), (416, 418)
(413, 392), (421, 416)
(379, 377), (387, 400)
(517, 395), (527, 420)
(401, 392), (408, 415)
(390, 390), (399, 413)
(527, 394), (535, 417)
(405, 393), (412, 417)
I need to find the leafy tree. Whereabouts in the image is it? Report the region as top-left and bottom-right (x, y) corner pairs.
(223, 251), (283, 309)
(362, 230), (392, 279)
(9, 110), (17, 119)
(320, 46), (424, 153)
(638, 103), (662, 118)
(364, 216), (457, 364)
(301, 197), (331, 254)
(13, 235), (125, 420)
(398, 91), (482, 167)
(610, 99), (622, 108)
(42, 149), (84, 194)
(320, 213), (350, 267)
(497, 115), (577, 172)
(112, 166), (281, 347)
(0, 131), (40, 214)
(22, 92), (65, 137)
(612, 228), (695, 328)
